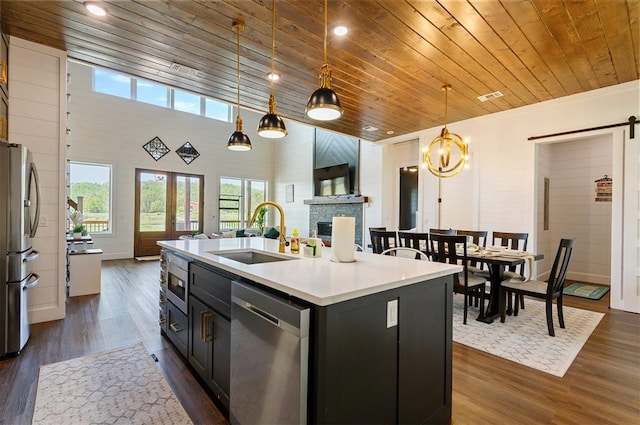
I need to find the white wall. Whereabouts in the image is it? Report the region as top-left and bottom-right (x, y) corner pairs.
(535, 143), (553, 276)
(548, 136), (612, 284)
(271, 120), (315, 237)
(359, 140), (383, 248)
(67, 61), (282, 259)
(9, 38), (67, 323)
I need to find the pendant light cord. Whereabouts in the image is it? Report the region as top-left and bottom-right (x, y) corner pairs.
(323, 0), (328, 65)
(236, 24), (241, 121)
(270, 0), (276, 95)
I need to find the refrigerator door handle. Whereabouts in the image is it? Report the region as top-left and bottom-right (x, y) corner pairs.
(28, 162), (41, 238)
(23, 250), (40, 263)
(24, 273), (40, 290)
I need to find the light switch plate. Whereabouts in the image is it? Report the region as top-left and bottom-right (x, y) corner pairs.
(387, 299), (398, 328)
(39, 215), (48, 227)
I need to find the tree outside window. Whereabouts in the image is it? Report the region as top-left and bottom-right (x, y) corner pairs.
(69, 162), (112, 234)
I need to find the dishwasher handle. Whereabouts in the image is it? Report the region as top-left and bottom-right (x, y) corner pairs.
(231, 281), (310, 338)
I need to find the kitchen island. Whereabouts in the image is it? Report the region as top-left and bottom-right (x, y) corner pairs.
(159, 237), (460, 424)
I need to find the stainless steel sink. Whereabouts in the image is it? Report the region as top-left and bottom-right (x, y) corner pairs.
(209, 250), (296, 265)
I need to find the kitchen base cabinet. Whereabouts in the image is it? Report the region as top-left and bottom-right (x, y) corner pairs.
(188, 290), (231, 410)
(309, 275), (452, 424)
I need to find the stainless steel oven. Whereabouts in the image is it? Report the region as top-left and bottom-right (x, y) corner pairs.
(164, 251), (190, 314)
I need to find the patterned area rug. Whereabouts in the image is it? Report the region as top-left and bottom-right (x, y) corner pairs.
(452, 294), (604, 377)
(33, 342), (193, 424)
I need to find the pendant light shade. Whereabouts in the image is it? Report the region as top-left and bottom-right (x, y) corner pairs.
(422, 85), (468, 178)
(305, 0), (343, 121)
(227, 19), (251, 151)
(257, 0), (287, 138)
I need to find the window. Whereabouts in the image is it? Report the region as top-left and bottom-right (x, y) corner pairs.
(137, 79), (169, 107)
(205, 98), (231, 121)
(219, 177), (267, 231)
(91, 65), (232, 122)
(69, 162), (112, 234)
(93, 68), (131, 99)
(174, 89), (201, 115)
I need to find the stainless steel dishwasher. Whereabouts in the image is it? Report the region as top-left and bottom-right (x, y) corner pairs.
(230, 281), (310, 425)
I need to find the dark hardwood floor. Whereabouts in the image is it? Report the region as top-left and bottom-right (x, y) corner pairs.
(1, 260), (638, 424)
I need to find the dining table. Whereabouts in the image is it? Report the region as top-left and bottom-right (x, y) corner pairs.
(466, 249), (544, 324)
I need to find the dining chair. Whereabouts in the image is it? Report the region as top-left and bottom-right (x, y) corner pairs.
(429, 228), (456, 235)
(500, 238), (575, 336)
(455, 230), (489, 306)
(380, 247), (429, 261)
(397, 231), (431, 260)
(492, 231), (529, 311)
(368, 227), (386, 253)
(430, 233), (486, 324)
(370, 230), (398, 254)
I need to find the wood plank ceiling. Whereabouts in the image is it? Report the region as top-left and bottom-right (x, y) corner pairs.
(2, 0), (638, 142)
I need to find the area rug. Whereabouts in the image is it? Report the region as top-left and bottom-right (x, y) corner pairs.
(452, 294), (604, 377)
(563, 282), (610, 300)
(33, 342), (193, 425)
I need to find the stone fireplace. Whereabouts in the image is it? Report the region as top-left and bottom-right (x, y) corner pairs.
(304, 196), (367, 247)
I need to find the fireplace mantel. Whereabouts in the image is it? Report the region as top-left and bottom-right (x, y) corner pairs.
(304, 196), (368, 205)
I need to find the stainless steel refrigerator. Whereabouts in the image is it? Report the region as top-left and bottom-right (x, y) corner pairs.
(1, 141), (41, 358)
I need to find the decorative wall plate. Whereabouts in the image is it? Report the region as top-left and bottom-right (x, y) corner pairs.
(143, 136), (170, 161)
(176, 141), (200, 164)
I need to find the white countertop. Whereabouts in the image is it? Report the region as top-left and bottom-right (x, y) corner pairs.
(158, 238), (461, 306)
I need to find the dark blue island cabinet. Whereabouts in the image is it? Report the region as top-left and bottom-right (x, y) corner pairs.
(309, 275), (453, 425)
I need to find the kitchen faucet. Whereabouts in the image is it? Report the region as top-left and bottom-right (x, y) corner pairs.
(250, 201), (286, 253)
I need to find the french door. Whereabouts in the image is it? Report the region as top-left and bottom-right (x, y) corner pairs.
(134, 169), (204, 257)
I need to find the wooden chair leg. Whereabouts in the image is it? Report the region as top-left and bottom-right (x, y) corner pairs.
(513, 292), (520, 316)
(519, 294), (525, 310)
(507, 291), (513, 315)
(463, 293), (468, 325)
(478, 286), (485, 317)
(545, 300), (555, 337)
(499, 289), (507, 323)
(557, 295), (565, 329)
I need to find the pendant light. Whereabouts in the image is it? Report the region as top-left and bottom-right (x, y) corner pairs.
(227, 19), (252, 151)
(305, 0), (343, 121)
(422, 84), (468, 178)
(257, 0), (288, 138)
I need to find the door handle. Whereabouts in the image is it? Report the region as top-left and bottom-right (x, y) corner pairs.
(24, 250), (40, 262)
(24, 273), (40, 290)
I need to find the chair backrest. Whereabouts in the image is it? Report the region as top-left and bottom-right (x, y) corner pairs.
(492, 231), (529, 274)
(398, 231), (430, 259)
(430, 233), (469, 288)
(429, 228), (456, 235)
(370, 230), (398, 254)
(455, 230), (488, 248)
(547, 238), (576, 296)
(455, 230), (488, 268)
(380, 247), (430, 261)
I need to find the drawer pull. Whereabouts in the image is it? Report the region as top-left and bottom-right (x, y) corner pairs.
(159, 299), (167, 305)
(202, 311), (214, 342)
(169, 323), (183, 333)
(158, 318), (166, 325)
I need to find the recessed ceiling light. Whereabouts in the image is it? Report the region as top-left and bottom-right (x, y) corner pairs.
(362, 125), (379, 132)
(386, 130), (394, 135)
(333, 26), (348, 36)
(267, 72), (280, 81)
(84, 2), (108, 16)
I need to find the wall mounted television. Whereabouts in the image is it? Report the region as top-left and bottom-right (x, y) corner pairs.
(313, 163), (351, 196)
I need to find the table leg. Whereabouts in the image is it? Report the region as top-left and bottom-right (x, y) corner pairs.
(476, 263), (503, 324)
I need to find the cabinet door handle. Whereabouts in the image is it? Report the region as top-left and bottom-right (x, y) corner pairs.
(158, 318), (166, 325)
(202, 311), (214, 342)
(169, 323), (183, 333)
